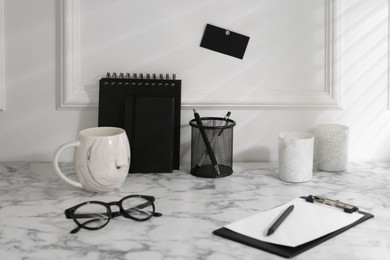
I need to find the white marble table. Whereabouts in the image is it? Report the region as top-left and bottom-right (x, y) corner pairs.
(0, 162), (389, 260)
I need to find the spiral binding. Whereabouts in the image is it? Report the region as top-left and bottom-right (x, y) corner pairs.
(105, 72), (176, 80)
(103, 72), (179, 87)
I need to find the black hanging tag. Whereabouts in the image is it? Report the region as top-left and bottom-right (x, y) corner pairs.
(200, 24), (250, 59)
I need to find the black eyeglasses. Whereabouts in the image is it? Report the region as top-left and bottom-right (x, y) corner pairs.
(64, 195), (162, 234)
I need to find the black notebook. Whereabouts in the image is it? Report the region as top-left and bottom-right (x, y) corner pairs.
(213, 195), (374, 258)
(98, 73), (181, 173)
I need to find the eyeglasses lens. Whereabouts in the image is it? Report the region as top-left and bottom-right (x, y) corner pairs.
(122, 197), (153, 220)
(74, 203), (109, 229)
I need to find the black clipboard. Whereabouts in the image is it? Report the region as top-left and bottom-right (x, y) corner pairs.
(213, 196), (374, 258)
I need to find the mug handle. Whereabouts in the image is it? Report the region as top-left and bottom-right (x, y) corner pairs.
(53, 141), (83, 189)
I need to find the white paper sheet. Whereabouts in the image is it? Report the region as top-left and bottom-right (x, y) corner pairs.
(225, 197), (364, 247)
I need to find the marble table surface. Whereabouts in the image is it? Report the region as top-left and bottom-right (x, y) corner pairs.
(0, 162), (389, 260)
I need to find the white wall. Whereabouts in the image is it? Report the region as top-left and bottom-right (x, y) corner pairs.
(0, 0), (389, 163)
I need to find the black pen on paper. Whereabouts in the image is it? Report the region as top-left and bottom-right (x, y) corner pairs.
(266, 205), (294, 236)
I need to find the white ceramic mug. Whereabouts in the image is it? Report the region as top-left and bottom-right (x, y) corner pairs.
(315, 124), (349, 172)
(278, 132), (314, 183)
(53, 127), (130, 193)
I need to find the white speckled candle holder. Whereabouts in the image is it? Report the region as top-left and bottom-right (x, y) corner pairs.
(315, 124), (349, 172)
(53, 127), (130, 193)
(278, 132), (314, 183)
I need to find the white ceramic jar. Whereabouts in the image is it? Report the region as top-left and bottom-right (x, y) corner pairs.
(278, 132), (314, 183)
(314, 124), (349, 172)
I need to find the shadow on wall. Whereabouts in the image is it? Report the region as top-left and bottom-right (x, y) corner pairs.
(235, 146), (271, 162)
(331, 0), (389, 161)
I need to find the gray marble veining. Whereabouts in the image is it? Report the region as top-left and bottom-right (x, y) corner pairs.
(0, 162), (389, 260)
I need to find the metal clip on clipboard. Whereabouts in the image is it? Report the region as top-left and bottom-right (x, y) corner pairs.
(305, 195), (359, 213)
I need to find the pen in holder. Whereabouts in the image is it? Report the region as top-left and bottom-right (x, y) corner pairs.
(189, 113), (235, 178)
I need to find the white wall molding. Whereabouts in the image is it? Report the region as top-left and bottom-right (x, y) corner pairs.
(59, 0), (84, 109)
(59, 0), (342, 110)
(0, 0), (5, 111)
(388, 0), (390, 110)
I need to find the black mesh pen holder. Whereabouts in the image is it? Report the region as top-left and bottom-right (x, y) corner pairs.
(189, 117), (236, 178)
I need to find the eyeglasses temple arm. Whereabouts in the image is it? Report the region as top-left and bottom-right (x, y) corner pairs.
(71, 213), (109, 218)
(69, 218), (104, 234)
(67, 200), (162, 220)
(64, 209), (74, 219)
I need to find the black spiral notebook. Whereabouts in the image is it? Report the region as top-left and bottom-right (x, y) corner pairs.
(98, 73), (181, 173)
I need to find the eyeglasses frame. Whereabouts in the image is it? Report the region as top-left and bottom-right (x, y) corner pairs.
(64, 195), (161, 233)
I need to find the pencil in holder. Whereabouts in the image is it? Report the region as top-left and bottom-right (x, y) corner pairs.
(189, 117), (236, 178)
